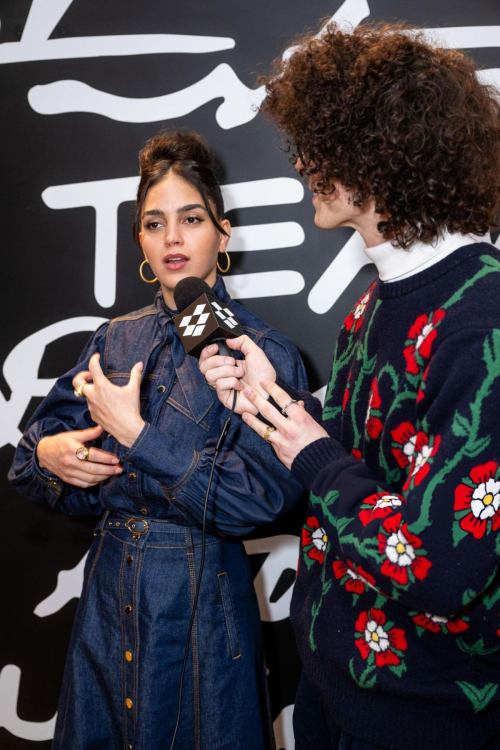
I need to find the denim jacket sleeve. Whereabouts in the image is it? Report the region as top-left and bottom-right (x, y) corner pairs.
(8, 323), (109, 515)
(121, 332), (309, 537)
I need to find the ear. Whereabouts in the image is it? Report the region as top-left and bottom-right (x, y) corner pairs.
(218, 219), (231, 252)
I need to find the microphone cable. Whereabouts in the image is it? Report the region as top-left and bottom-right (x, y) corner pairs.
(169, 387), (238, 750)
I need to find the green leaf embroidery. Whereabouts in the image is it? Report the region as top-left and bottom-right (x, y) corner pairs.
(349, 658), (377, 689)
(388, 661), (407, 678)
(456, 681), (498, 712)
(457, 637), (499, 656)
(452, 411), (471, 438)
(462, 589), (476, 607)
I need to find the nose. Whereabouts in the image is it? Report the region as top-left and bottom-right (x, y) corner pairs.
(295, 157), (304, 173)
(165, 225), (182, 247)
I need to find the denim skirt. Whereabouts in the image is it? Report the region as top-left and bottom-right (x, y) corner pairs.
(52, 513), (275, 750)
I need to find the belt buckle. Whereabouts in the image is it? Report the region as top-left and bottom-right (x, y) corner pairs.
(125, 517), (149, 541)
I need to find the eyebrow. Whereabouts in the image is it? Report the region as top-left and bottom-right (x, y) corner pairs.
(142, 204), (206, 219)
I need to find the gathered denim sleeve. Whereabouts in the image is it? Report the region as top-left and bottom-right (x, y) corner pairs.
(8, 324), (109, 515)
(121, 332), (309, 536)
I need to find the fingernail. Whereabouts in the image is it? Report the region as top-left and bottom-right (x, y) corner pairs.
(260, 379), (268, 386)
(111, 458), (119, 464)
(138, 361), (144, 371)
(225, 358), (233, 365)
(244, 387), (252, 396)
(115, 467), (123, 474)
(242, 413), (248, 421)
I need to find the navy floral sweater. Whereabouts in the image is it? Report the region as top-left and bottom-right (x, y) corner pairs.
(286, 243), (500, 750)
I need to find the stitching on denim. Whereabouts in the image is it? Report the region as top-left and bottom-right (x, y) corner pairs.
(164, 397), (211, 432)
(124, 422), (151, 460)
(164, 449), (200, 492)
(217, 572), (242, 659)
(131, 542), (144, 731)
(112, 310), (157, 323)
(145, 540), (220, 550)
(58, 682), (72, 748)
(185, 530), (200, 749)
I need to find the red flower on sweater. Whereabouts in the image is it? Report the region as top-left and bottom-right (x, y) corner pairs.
(412, 612), (469, 635)
(365, 378), (383, 440)
(351, 448), (362, 461)
(391, 421), (417, 469)
(333, 559), (376, 594)
(301, 516), (328, 564)
(358, 492), (405, 526)
(416, 363), (431, 403)
(402, 431), (441, 491)
(344, 284), (375, 334)
(343, 387), (350, 410)
(355, 607), (407, 667)
(378, 513), (432, 585)
(404, 309), (446, 374)
(454, 461), (500, 540)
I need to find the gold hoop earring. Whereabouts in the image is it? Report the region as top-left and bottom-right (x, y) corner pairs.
(217, 249), (231, 274)
(139, 259), (157, 284)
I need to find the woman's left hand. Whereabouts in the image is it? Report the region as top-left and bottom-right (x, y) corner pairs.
(241, 379), (329, 470)
(72, 353), (145, 449)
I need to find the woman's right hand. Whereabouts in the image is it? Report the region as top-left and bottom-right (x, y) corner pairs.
(36, 425), (123, 488)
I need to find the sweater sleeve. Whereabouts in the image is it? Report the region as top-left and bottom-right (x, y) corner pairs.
(121, 333), (309, 537)
(291, 328), (500, 616)
(8, 324), (109, 515)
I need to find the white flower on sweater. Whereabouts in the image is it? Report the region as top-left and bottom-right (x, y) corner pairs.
(374, 495), (402, 510)
(470, 478), (500, 520)
(416, 323), (435, 352)
(311, 527), (328, 552)
(364, 618), (390, 653)
(354, 292), (370, 321)
(385, 528), (415, 568)
(409, 442), (432, 479)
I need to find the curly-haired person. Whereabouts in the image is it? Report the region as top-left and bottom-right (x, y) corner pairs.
(199, 21), (500, 750)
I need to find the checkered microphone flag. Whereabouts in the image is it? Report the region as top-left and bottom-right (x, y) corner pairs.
(174, 284), (243, 359)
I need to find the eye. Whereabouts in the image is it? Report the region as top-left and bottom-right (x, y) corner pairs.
(184, 215), (203, 225)
(145, 221), (162, 230)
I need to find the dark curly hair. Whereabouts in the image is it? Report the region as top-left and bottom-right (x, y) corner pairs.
(260, 22), (500, 248)
(133, 130), (228, 247)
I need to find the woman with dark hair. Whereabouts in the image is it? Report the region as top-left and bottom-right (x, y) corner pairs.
(9, 130), (308, 750)
(201, 22), (500, 750)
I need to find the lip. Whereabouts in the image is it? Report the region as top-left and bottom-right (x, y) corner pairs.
(163, 253), (189, 270)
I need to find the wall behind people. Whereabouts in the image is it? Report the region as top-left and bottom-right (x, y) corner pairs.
(0, 1), (499, 747)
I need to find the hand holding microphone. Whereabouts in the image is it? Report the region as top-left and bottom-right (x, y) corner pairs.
(199, 335), (277, 415)
(173, 277), (276, 414)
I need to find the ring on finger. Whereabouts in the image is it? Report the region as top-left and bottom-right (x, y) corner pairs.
(74, 382), (86, 398)
(263, 425), (276, 443)
(281, 399), (298, 417)
(76, 445), (90, 461)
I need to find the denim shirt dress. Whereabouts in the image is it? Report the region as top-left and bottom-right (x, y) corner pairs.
(9, 276), (308, 750)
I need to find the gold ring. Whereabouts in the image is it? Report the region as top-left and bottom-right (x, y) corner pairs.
(263, 426), (276, 443)
(76, 445), (90, 461)
(74, 382), (86, 398)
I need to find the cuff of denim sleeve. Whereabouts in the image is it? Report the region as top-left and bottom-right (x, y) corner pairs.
(291, 437), (349, 490)
(121, 421), (199, 490)
(33, 441), (63, 507)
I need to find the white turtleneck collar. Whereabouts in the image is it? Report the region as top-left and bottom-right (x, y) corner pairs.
(363, 230), (485, 282)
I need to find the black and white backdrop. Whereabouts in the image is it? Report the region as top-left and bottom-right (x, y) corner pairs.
(1, 1), (499, 747)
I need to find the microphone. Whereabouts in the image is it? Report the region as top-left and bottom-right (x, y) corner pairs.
(173, 277), (244, 359)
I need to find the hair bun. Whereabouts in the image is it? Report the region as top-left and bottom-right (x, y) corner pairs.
(139, 130), (215, 175)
